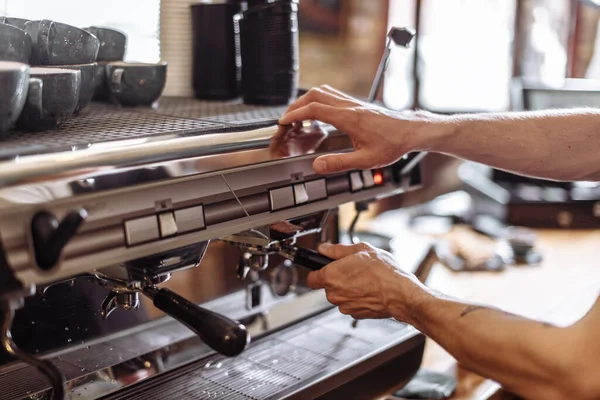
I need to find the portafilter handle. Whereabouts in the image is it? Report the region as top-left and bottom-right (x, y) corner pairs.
(142, 286), (250, 357)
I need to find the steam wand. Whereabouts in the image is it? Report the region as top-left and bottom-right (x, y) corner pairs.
(0, 299), (66, 400)
(367, 26), (415, 103)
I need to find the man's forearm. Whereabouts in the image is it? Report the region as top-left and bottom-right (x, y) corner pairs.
(391, 290), (588, 400)
(423, 109), (600, 181)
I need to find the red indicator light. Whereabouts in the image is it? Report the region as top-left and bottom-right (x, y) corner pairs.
(373, 170), (383, 185)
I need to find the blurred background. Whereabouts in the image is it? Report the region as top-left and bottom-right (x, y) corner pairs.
(5, 0), (600, 110)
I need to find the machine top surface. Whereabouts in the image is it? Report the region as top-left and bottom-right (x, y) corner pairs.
(0, 98), (296, 189)
(0, 98), (289, 158)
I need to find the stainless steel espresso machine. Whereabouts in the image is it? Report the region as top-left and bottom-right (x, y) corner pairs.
(0, 29), (427, 400)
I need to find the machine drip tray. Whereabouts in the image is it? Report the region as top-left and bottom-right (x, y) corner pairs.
(101, 310), (424, 400)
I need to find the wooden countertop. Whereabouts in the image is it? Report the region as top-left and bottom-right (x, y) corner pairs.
(418, 229), (600, 400)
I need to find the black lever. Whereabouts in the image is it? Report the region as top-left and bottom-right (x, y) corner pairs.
(143, 286), (249, 357)
(280, 245), (334, 271)
(31, 209), (87, 271)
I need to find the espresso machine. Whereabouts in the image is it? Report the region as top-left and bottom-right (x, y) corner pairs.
(0, 29), (427, 400)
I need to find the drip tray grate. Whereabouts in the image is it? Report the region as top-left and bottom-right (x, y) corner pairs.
(0, 102), (225, 158)
(150, 97), (287, 125)
(103, 312), (411, 400)
(0, 97), (289, 159)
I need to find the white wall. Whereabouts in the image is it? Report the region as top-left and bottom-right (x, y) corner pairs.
(3, 0), (160, 62)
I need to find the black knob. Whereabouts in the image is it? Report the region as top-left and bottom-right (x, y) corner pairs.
(144, 287), (250, 357)
(31, 209), (87, 271)
(388, 27), (416, 48)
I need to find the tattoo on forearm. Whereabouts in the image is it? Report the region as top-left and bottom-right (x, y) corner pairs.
(460, 305), (485, 317)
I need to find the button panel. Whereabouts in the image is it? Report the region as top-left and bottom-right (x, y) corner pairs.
(270, 186), (295, 211)
(125, 216), (159, 246)
(174, 205), (205, 233)
(158, 212), (178, 237)
(124, 172), (382, 245)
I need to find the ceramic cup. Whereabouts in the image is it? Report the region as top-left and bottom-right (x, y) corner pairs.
(84, 26), (126, 62)
(0, 61), (30, 133)
(16, 67), (81, 132)
(0, 23), (32, 63)
(24, 19), (99, 65)
(46, 63), (96, 113)
(0, 17), (30, 30)
(105, 61), (167, 106)
(92, 61), (111, 101)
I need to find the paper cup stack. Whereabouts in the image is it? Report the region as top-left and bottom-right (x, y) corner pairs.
(160, 0), (196, 97)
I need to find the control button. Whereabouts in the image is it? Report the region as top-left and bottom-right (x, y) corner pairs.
(349, 172), (364, 192)
(293, 183), (309, 205)
(361, 170), (376, 188)
(125, 216), (159, 246)
(158, 212), (178, 237)
(326, 176), (350, 195)
(270, 186), (294, 211)
(174, 205), (205, 233)
(305, 179), (327, 201)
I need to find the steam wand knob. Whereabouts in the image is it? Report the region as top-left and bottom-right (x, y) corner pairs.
(31, 209), (87, 271)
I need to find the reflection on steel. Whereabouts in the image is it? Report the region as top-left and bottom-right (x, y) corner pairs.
(0, 125), (277, 187)
(101, 291), (141, 319)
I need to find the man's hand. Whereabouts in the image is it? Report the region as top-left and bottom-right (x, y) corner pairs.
(279, 85), (448, 175)
(306, 242), (428, 322)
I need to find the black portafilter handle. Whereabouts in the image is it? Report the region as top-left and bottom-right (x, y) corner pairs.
(143, 286), (249, 357)
(289, 247), (334, 271)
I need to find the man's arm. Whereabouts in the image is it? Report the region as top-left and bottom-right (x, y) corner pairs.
(405, 294), (600, 400)
(308, 242), (600, 400)
(279, 86), (600, 181)
(437, 109), (600, 181)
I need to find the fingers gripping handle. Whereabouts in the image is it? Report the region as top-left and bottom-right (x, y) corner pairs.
(292, 247), (334, 271)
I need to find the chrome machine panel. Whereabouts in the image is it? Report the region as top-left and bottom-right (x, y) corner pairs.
(0, 97), (426, 400)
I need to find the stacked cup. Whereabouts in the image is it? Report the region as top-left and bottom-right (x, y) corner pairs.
(235, 0), (300, 105)
(22, 20), (99, 131)
(191, 0), (246, 100)
(85, 26), (168, 107)
(0, 18), (32, 134)
(0, 18), (99, 132)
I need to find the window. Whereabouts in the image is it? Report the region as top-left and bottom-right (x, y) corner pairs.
(518, 0), (570, 84)
(385, 0), (516, 113)
(419, 0), (515, 112)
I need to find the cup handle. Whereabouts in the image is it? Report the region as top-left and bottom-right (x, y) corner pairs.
(37, 19), (53, 65)
(28, 78), (43, 117)
(111, 68), (124, 94)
